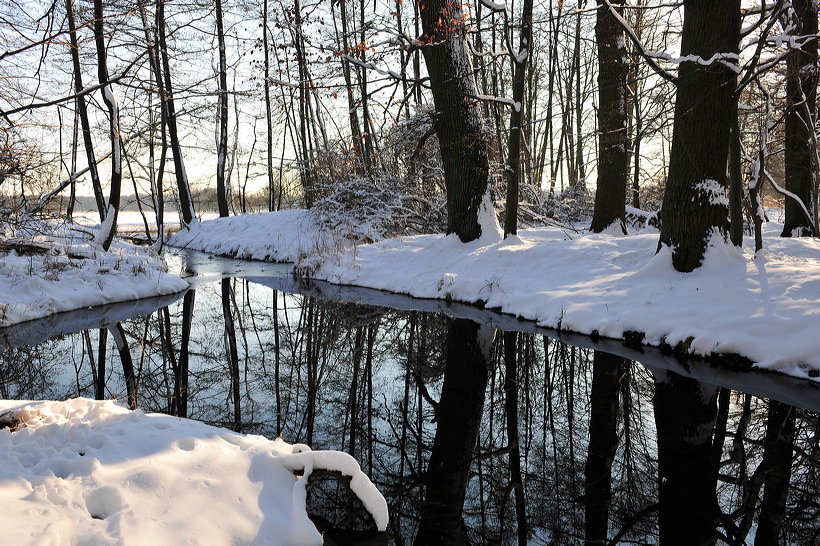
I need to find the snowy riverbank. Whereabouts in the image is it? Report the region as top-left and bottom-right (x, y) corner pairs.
(0, 231), (187, 328)
(171, 209), (820, 381)
(0, 398), (387, 545)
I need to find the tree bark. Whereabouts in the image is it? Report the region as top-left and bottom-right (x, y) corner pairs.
(653, 371), (719, 544)
(591, 0), (629, 233)
(754, 401), (795, 545)
(215, 0), (230, 217)
(658, 0), (740, 271)
(263, 0), (276, 211)
(92, 0), (121, 250)
(584, 351), (625, 545)
(503, 0), (533, 236)
(416, 319), (492, 544)
(781, 0), (818, 237)
(65, 0), (105, 221)
(157, 0), (196, 225)
(417, 0), (492, 242)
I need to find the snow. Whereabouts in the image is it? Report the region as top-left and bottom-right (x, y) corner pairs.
(0, 398), (387, 545)
(0, 232), (187, 327)
(166, 210), (820, 381)
(694, 179), (730, 207)
(167, 209), (330, 263)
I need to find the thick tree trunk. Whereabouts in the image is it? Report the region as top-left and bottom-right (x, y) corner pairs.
(754, 401), (796, 545)
(658, 0), (740, 271)
(417, 0), (492, 242)
(781, 0), (818, 237)
(591, 0), (629, 233)
(584, 351), (625, 545)
(654, 372), (719, 544)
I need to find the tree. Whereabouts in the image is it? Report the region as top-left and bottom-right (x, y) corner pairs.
(92, 0), (122, 251)
(658, 0), (741, 272)
(590, 0), (629, 233)
(156, 0), (196, 226)
(417, 0), (493, 242)
(781, 0), (818, 237)
(503, 0), (534, 236)
(215, 0), (230, 218)
(65, 0), (105, 221)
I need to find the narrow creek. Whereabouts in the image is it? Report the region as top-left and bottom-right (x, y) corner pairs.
(1, 248), (817, 545)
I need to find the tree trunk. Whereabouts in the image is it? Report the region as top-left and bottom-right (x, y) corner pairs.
(157, 0), (196, 225)
(591, 0), (629, 233)
(781, 0), (818, 237)
(221, 279), (241, 431)
(65, 0), (105, 220)
(417, 0), (492, 242)
(215, 0), (230, 217)
(658, 0), (740, 272)
(754, 401), (796, 545)
(92, 0), (121, 251)
(503, 0), (533, 236)
(109, 323), (136, 409)
(503, 331), (527, 546)
(263, 0), (276, 211)
(653, 371), (719, 544)
(416, 319), (492, 544)
(729, 98), (744, 245)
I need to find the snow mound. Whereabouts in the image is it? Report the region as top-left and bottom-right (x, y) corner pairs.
(0, 398), (387, 545)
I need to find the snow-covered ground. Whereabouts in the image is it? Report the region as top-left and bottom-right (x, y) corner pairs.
(0, 398), (387, 545)
(171, 209), (820, 381)
(0, 232), (187, 327)
(168, 209), (331, 263)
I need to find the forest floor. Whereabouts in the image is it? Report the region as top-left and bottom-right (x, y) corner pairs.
(170, 209), (820, 382)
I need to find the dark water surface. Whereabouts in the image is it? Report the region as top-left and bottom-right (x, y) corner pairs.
(1, 248), (818, 545)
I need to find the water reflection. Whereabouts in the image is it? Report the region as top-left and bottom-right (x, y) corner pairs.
(2, 275), (819, 545)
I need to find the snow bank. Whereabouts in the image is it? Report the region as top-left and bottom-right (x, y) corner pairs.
(315, 222), (820, 380)
(0, 237), (187, 327)
(161, 210), (820, 380)
(0, 398), (387, 545)
(167, 209), (333, 263)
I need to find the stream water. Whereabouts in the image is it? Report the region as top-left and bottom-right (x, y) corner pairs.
(1, 248), (818, 545)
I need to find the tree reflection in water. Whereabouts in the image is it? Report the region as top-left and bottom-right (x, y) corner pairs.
(1, 278), (818, 545)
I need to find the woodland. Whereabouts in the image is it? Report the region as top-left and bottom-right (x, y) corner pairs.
(1, 0), (818, 271)
(2, 2), (820, 544)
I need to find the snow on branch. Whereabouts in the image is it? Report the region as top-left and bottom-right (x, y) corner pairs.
(474, 93), (521, 112)
(340, 54), (403, 81)
(764, 169), (818, 233)
(645, 51), (742, 73)
(477, 0), (508, 13)
(602, 0), (676, 84)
